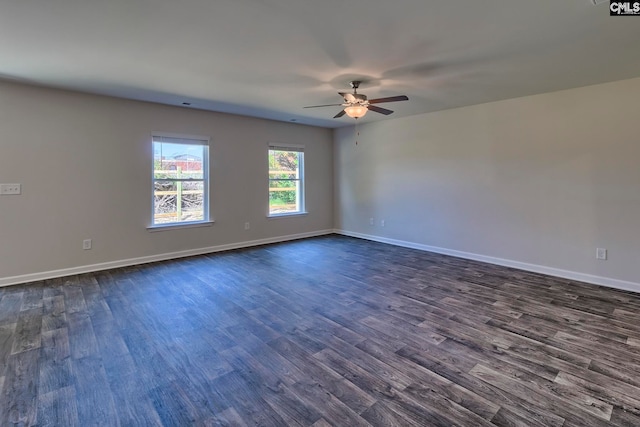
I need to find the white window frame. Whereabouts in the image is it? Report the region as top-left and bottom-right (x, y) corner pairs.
(268, 143), (306, 217)
(149, 132), (211, 230)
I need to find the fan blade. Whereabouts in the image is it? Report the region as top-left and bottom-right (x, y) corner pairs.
(367, 105), (394, 115)
(333, 110), (346, 118)
(304, 103), (344, 108)
(368, 95), (409, 104)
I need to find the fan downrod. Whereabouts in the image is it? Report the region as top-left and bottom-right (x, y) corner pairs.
(350, 81), (361, 92)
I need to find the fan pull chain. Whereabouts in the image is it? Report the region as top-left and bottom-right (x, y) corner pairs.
(355, 119), (359, 145)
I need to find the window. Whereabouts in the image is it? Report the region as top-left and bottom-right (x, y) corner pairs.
(152, 134), (209, 226)
(268, 145), (305, 216)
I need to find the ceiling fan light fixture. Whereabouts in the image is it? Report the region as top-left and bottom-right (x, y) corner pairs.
(344, 105), (368, 119)
(303, 82), (407, 119)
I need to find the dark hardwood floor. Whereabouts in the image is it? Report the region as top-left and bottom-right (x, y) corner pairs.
(2, 235), (640, 426)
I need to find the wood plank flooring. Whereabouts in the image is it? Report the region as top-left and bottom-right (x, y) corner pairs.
(1, 234), (640, 426)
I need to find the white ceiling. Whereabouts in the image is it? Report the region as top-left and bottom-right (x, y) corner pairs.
(1, 0), (639, 128)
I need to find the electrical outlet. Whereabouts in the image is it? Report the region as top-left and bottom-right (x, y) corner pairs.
(244, 222), (250, 230)
(596, 248), (607, 260)
(380, 219), (385, 227)
(0, 183), (21, 195)
(83, 239), (92, 250)
(369, 218), (374, 226)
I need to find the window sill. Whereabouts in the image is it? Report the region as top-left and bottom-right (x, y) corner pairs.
(147, 220), (214, 232)
(267, 212), (308, 219)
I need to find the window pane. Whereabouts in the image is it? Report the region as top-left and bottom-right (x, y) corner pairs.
(180, 181), (205, 222)
(154, 181), (178, 224)
(152, 136), (208, 226)
(269, 179), (299, 214)
(268, 149), (303, 215)
(154, 142), (204, 180)
(154, 181), (204, 224)
(269, 150), (299, 179)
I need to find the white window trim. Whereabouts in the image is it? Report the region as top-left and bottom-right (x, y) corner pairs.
(267, 212), (308, 219)
(151, 132), (211, 228)
(267, 143), (305, 217)
(267, 142), (305, 151)
(147, 220), (214, 232)
(152, 132), (211, 144)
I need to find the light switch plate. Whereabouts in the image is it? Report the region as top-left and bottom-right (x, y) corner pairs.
(0, 183), (21, 195)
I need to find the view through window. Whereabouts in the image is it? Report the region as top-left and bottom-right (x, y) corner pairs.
(152, 135), (209, 226)
(268, 146), (304, 215)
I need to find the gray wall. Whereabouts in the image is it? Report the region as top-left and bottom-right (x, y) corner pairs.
(0, 81), (333, 283)
(335, 77), (640, 287)
(3, 76), (639, 289)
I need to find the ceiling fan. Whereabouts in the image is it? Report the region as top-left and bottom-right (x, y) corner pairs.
(304, 81), (409, 119)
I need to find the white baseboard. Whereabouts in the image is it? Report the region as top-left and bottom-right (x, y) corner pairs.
(334, 229), (640, 294)
(6, 228), (638, 294)
(0, 229), (334, 288)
